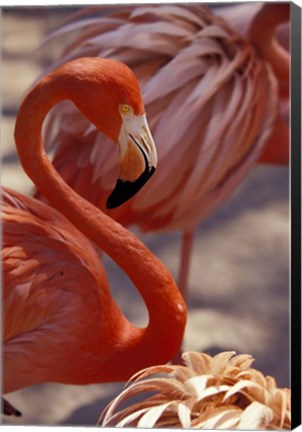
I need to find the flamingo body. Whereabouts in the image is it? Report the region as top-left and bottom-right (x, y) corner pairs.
(40, 4), (288, 233)
(3, 187), (117, 393)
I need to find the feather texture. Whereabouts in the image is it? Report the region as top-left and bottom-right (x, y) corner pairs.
(38, 4), (280, 233)
(99, 351), (291, 429)
(2, 187), (116, 392)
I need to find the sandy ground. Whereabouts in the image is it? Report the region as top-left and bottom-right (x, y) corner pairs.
(1, 6), (290, 427)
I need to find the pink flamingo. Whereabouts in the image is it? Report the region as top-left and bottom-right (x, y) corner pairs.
(2, 57), (186, 414)
(37, 3), (289, 298)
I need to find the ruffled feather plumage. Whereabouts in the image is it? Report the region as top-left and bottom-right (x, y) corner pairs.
(39, 4), (281, 232)
(99, 351), (291, 429)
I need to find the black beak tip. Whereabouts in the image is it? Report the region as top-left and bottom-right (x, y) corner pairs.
(106, 166), (156, 209)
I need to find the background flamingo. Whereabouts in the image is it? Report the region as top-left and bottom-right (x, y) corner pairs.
(2, 5), (289, 426)
(2, 57), (186, 414)
(34, 2), (290, 297)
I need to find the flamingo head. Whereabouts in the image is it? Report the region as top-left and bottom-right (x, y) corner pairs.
(107, 102), (157, 209)
(62, 57), (158, 208)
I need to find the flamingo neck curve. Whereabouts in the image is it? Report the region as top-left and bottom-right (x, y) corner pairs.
(248, 4), (290, 84)
(14, 60), (186, 381)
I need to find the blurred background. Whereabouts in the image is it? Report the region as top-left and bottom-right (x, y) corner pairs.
(1, 5), (289, 427)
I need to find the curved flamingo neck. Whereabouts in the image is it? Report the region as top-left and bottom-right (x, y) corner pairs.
(248, 4), (290, 83)
(14, 64), (186, 379)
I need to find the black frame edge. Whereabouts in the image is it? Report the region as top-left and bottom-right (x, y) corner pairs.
(291, 1), (302, 429)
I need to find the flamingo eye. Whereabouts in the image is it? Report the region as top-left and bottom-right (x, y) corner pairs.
(120, 104), (133, 115)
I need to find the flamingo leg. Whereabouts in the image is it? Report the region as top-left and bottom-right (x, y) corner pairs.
(178, 230), (195, 300)
(171, 231), (196, 365)
(2, 397), (22, 417)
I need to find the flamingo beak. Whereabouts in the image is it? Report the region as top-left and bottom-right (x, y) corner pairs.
(106, 114), (157, 209)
